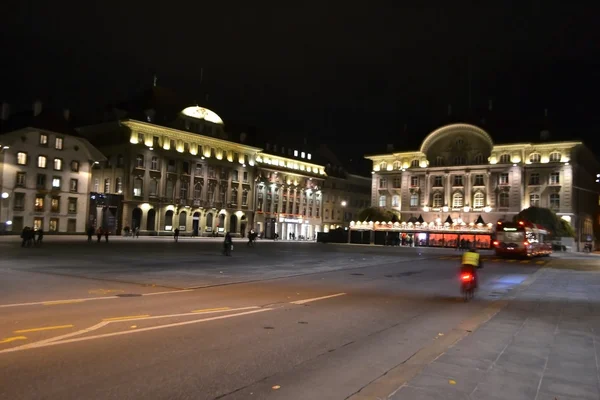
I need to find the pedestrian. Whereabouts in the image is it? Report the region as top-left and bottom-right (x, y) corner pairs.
(104, 229), (109, 242)
(36, 228), (44, 246)
(174, 228), (180, 242)
(96, 227), (103, 242)
(135, 227), (140, 238)
(87, 226), (94, 243)
(223, 232), (233, 256)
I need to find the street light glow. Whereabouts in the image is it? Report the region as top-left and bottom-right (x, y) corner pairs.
(1, 192), (9, 199)
(341, 201), (347, 207)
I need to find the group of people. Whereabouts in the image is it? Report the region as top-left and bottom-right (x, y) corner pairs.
(86, 226), (110, 242)
(20, 227), (43, 247)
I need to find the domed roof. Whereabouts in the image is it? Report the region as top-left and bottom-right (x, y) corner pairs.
(181, 106), (224, 125)
(420, 123), (493, 154)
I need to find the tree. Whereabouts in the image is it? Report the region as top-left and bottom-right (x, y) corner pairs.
(514, 207), (575, 238)
(356, 207), (401, 223)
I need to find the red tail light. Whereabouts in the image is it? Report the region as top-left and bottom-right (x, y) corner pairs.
(461, 274), (473, 282)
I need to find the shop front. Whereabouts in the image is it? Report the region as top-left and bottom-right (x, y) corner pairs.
(350, 221), (493, 249)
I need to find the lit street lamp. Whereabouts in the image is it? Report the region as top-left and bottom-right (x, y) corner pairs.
(341, 201), (347, 207)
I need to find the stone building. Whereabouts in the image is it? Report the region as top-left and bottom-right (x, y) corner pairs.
(364, 123), (600, 249)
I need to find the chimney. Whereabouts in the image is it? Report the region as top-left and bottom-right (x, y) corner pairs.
(386, 144), (394, 152)
(1, 102), (9, 121)
(63, 108), (70, 121)
(240, 132), (247, 143)
(33, 100), (42, 117)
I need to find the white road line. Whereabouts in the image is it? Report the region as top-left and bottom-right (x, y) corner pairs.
(0, 289), (194, 308)
(0, 308), (272, 354)
(290, 293), (346, 305)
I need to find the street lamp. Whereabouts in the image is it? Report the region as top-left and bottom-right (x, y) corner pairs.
(1, 192), (8, 199)
(341, 200), (347, 207)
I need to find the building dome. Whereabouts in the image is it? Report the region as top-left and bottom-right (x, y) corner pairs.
(419, 123), (494, 166)
(181, 106), (224, 125)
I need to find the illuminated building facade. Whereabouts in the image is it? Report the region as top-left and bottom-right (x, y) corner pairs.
(253, 150), (326, 239)
(80, 106), (263, 236)
(0, 120), (105, 234)
(322, 174), (371, 231)
(362, 123), (600, 249)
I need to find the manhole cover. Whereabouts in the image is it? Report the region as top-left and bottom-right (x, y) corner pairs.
(116, 294), (142, 297)
(350, 273), (364, 276)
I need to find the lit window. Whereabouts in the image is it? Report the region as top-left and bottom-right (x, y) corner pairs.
(301, 152), (305, 158)
(410, 193), (419, 207)
(530, 194), (540, 207)
(70, 179), (78, 192)
(473, 192), (485, 208)
(392, 195), (400, 207)
(294, 150), (298, 156)
(499, 192), (510, 207)
(499, 154), (511, 164)
(39, 134), (48, 145)
(17, 152), (27, 165)
(452, 192), (463, 208)
(52, 177), (61, 188)
(133, 177), (143, 197)
(411, 159), (420, 167)
(379, 195), (386, 207)
(432, 192), (443, 207)
(307, 153), (311, 160)
(549, 152), (561, 162)
(549, 172), (560, 185)
(53, 158), (62, 170)
(37, 156), (47, 168)
(70, 160), (79, 172)
(55, 137), (63, 150)
(550, 193), (560, 209)
(529, 153), (541, 163)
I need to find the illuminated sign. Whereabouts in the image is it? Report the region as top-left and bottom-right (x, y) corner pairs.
(181, 106), (224, 124)
(279, 217), (303, 223)
(503, 227), (517, 231)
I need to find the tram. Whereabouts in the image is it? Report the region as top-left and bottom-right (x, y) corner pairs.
(493, 220), (552, 257)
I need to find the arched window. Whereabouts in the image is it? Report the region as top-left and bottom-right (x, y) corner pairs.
(147, 209), (156, 230)
(194, 182), (203, 199)
(179, 211), (187, 229)
(453, 156), (465, 166)
(499, 192), (510, 208)
(132, 208), (142, 229)
(473, 192), (485, 208)
(452, 192), (463, 208)
(378, 195), (386, 207)
(530, 194), (540, 207)
(549, 193), (560, 209)
(499, 154), (511, 164)
(164, 210), (174, 230)
(529, 153), (541, 163)
(393, 161), (401, 170)
(432, 192), (443, 208)
(411, 159), (420, 168)
(206, 213), (213, 228)
(473, 154), (484, 164)
(549, 152), (561, 162)
(380, 161), (387, 170)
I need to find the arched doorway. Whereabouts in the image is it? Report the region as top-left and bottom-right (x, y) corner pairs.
(165, 210), (174, 230)
(219, 213), (225, 231)
(147, 209), (156, 231)
(240, 215), (247, 238)
(192, 212), (201, 237)
(179, 211), (187, 231)
(132, 208), (142, 229)
(230, 214), (238, 233)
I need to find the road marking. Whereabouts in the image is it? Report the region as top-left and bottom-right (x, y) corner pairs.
(536, 261), (545, 265)
(192, 307), (230, 313)
(520, 260), (530, 264)
(291, 293), (346, 305)
(102, 315), (150, 321)
(0, 289), (195, 309)
(0, 336), (27, 344)
(0, 308), (272, 354)
(14, 325), (74, 334)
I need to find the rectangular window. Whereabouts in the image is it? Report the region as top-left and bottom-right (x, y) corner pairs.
(104, 178), (111, 193)
(35, 195), (45, 211)
(243, 171), (249, 183)
(68, 197), (77, 214)
(453, 175), (463, 186)
(115, 178), (122, 193)
(55, 137), (63, 150)
(151, 157), (159, 170)
(52, 177), (61, 189)
(434, 176), (443, 187)
(549, 172), (560, 185)
(182, 161), (190, 174)
(180, 181), (189, 199)
(393, 177), (401, 188)
(379, 178), (387, 188)
(410, 193), (419, 207)
(242, 190), (248, 206)
(379, 195), (386, 207)
(195, 163), (203, 176)
(38, 156), (47, 168)
(17, 152), (28, 165)
(208, 166), (216, 179)
(39, 133), (48, 145)
(153, 136), (160, 148)
(117, 155), (124, 167)
(53, 158), (62, 171)
(133, 179), (143, 197)
(14, 192), (25, 211)
(49, 218), (59, 232)
(51, 196), (60, 212)
(67, 218), (76, 233)
(529, 173), (540, 185)
(70, 178), (78, 192)
(499, 173), (509, 185)
(16, 172), (26, 187)
(167, 159), (176, 173)
(410, 176), (419, 187)
(391, 195), (400, 207)
(474, 174), (484, 186)
(136, 155), (145, 168)
(70, 160), (79, 172)
(232, 170), (239, 182)
(36, 174), (46, 189)
(34, 217), (43, 231)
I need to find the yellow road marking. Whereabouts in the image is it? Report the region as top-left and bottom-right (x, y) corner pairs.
(43, 300), (85, 306)
(520, 260), (530, 264)
(88, 289), (124, 295)
(492, 259), (501, 262)
(102, 315), (150, 321)
(14, 325), (74, 334)
(507, 260), (516, 263)
(439, 257), (451, 260)
(536, 261), (545, 265)
(192, 307), (230, 313)
(0, 336), (27, 344)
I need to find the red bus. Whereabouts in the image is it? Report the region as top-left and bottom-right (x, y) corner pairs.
(493, 220), (552, 257)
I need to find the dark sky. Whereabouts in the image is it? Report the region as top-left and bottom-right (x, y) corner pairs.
(2, 2), (599, 161)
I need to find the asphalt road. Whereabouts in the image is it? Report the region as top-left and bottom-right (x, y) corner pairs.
(0, 237), (553, 399)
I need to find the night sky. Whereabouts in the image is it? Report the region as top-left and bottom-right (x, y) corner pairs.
(2, 2), (599, 163)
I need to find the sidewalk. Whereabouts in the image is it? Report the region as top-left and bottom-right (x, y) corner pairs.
(391, 268), (600, 400)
